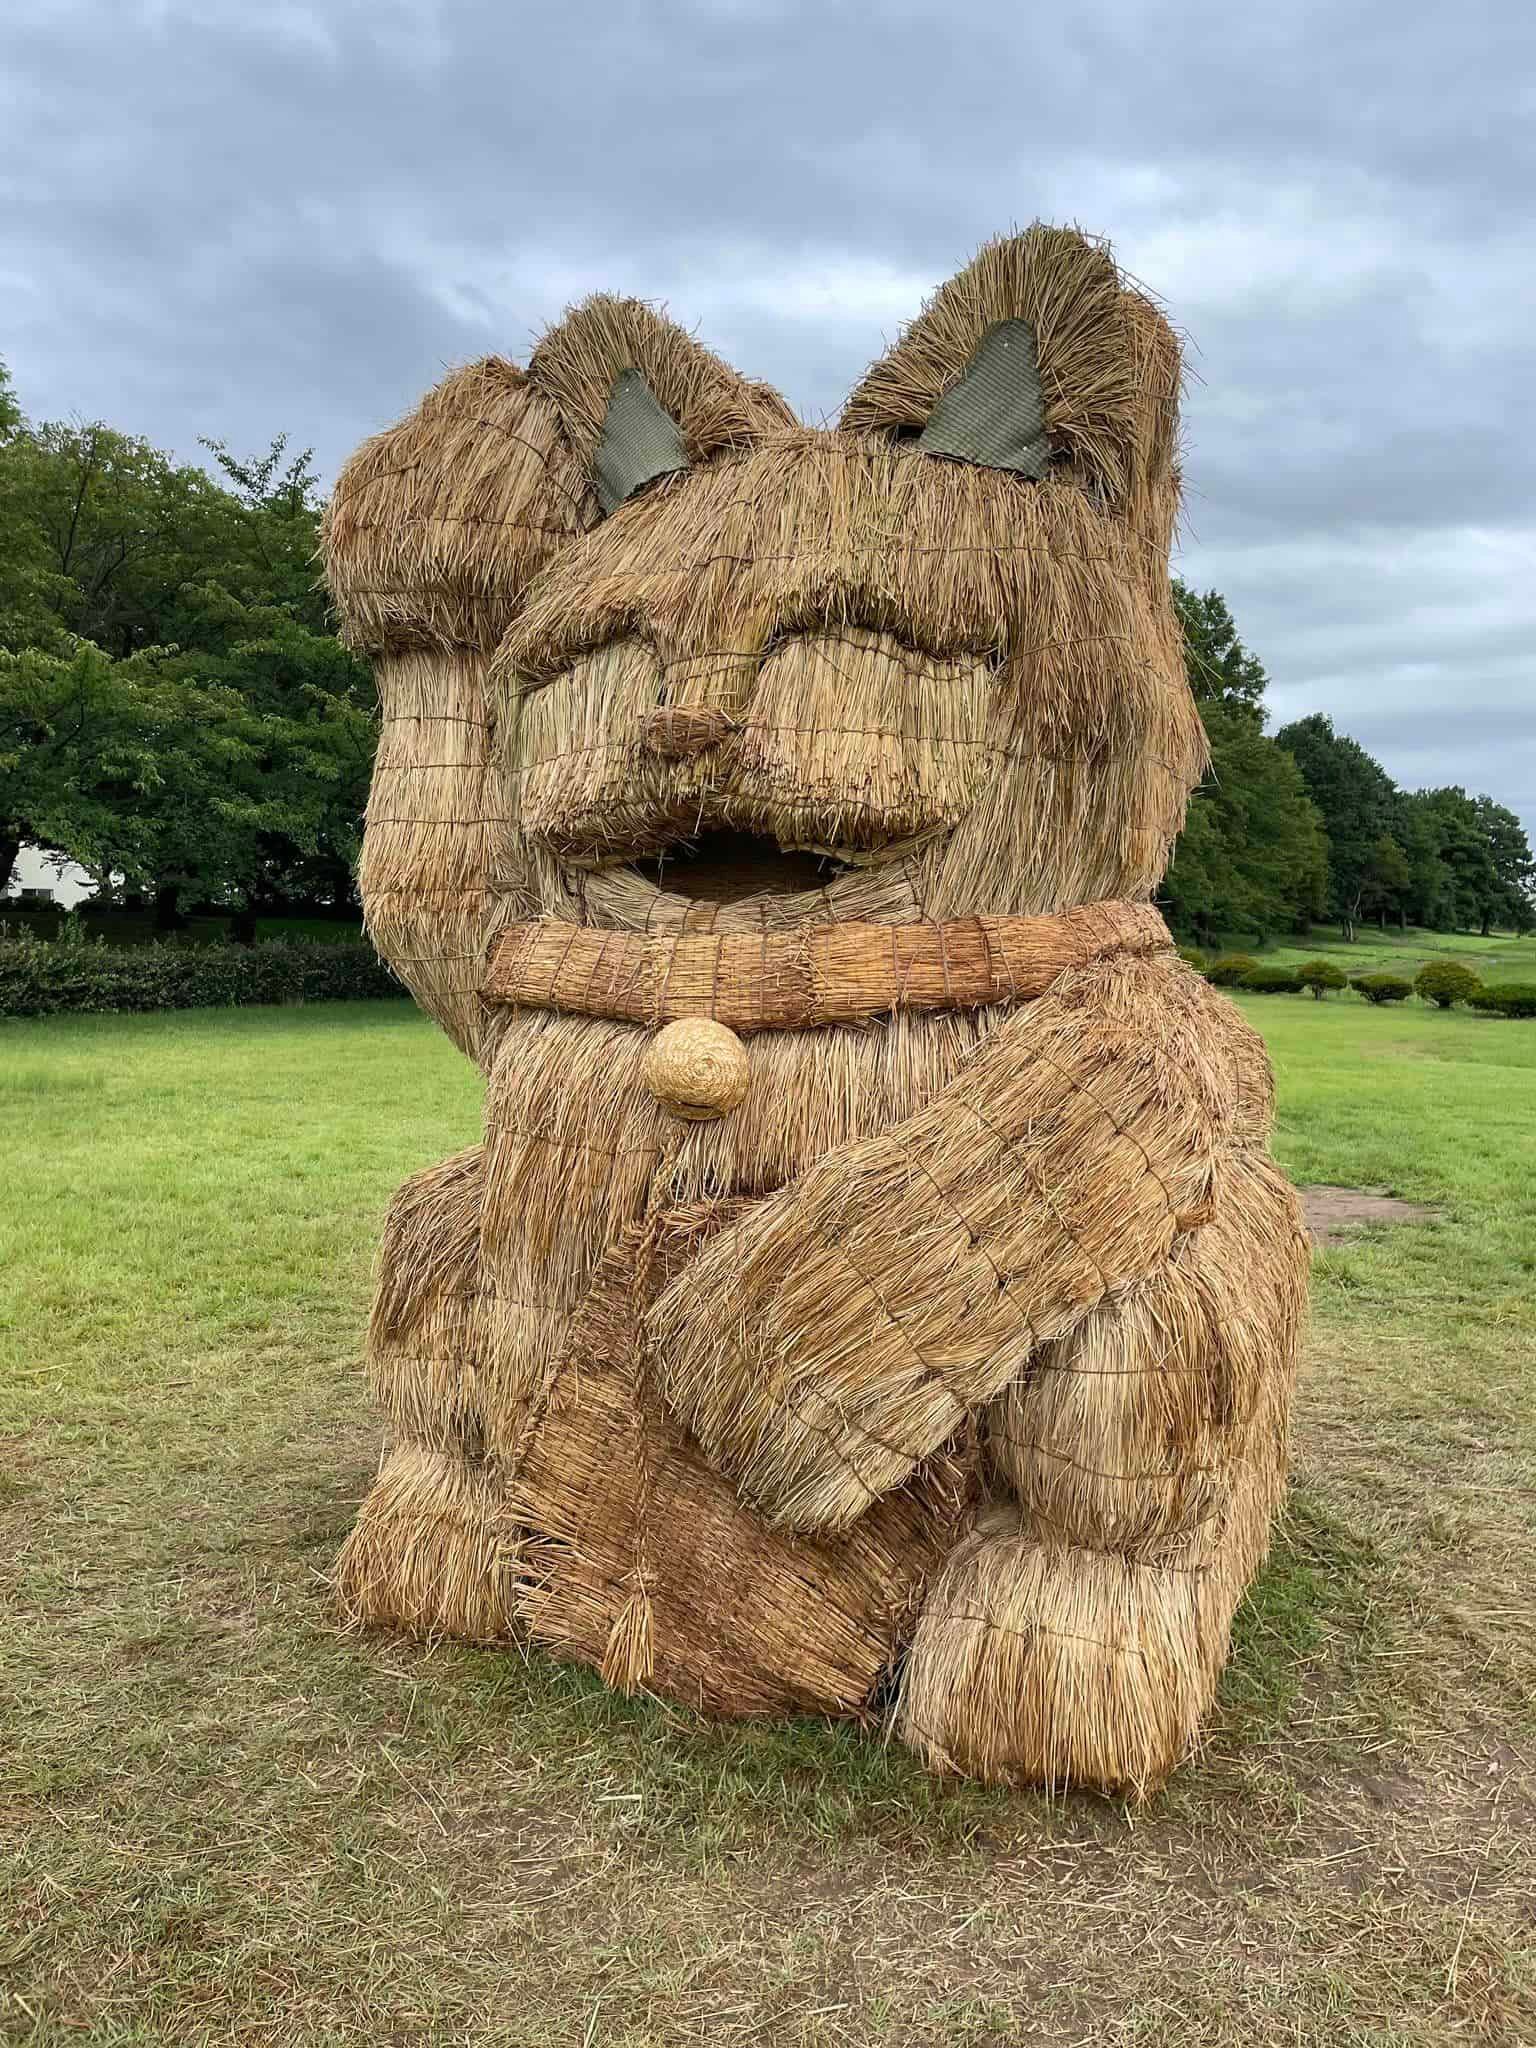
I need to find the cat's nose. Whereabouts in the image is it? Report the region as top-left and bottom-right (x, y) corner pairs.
(640, 705), (735, 759)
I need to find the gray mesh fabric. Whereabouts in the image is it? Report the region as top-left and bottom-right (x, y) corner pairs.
(594, 369), (690, 515)
(917, 320), (1049, 479)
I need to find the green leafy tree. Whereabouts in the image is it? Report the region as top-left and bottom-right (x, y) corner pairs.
(1275, 715), (1398, 940)
(0, 369), (375, 915)
(1163, 700), (1328, 944)
(1394, 791), (1458, 929)
(3, 418), (243, 659)
(1358, 833), (1412, 929)
(1472, 796), (1535, 934)
(0, 638), (262, 903)
(1412, 788), (1535, 937)
(1355, 972), (1413, 1004)
(1414, 961), (1480, 1009)
(1203, 953), (1261, 987)
(1297, 958), (1349, 999)
(0, 358), (67, 659)
(1172, 583), (1268, 723)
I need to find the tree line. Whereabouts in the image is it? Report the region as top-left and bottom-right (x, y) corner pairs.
(1164, 586), (1531, 943)
(0, 359), (372, 930)
(2, 359), (1531, 942)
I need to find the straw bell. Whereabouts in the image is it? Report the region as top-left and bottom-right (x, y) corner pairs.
(642, 1017), (750, 1120)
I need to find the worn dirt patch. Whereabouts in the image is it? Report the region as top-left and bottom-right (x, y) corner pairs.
(1301, 1184), (1440, 1248)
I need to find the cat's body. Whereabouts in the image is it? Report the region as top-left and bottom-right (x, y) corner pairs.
(324, 227), (1308, 1793)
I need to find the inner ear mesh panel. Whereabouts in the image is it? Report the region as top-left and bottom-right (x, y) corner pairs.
(594, 369), (690, 515)
(918, 320), (1049, 479)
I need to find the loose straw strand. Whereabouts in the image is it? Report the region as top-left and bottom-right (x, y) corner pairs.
(601, 1131), (683, 1691)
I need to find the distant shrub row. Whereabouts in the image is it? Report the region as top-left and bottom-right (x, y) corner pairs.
(1177, 947), (1536, 1017)
(0, 924), (397, 1017)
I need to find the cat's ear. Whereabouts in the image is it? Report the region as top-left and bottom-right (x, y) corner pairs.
(324, 305), (796, 655)
(840, 224), (1179, 508)
(527, 296), (796, 517)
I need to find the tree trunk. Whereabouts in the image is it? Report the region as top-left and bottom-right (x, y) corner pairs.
(0, 832), (19, 898)
(153, 883), (187, 933)
(229, 901), (259, 946)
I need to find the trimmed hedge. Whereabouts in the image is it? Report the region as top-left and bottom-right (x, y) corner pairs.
(1240, 966), (1306, 995)
(1414, 960), (1482, 1009)
(1467, 981), (1536, 1019)
(1190, 947), (1533, 1017)
(1353, 973), (1414, 1005)
(0, 924), (398, 1017)
(1296, 958), (1349, 999)
(1205, 953), (1260, 988)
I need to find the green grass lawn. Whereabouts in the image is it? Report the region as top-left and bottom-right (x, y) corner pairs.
(2, 997), (1533, 2045)
(1225, 923), (1536, 984)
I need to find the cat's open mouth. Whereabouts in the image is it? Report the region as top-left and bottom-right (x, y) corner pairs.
(572, 825), (921, 930)
(629, 828), (850, 907)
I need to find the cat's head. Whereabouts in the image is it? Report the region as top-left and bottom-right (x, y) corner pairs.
(330, 224), (1201, 937)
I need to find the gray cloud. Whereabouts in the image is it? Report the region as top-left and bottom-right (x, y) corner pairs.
(4, 0), (1533, 835)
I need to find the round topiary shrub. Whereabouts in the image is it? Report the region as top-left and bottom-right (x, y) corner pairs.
(1296, 959), (1349, 1000)
(1354, 972), (1413, 1005)
(1240, 966), (1306, 994)
(1205, 953), (1260, 987)
(1177, 946), (1209, 973)
(1414, 960), (1482, 1009)
(1467, 981), (1536, 1018)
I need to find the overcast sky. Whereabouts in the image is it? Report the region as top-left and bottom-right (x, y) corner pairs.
(5, 0), (1533, 835)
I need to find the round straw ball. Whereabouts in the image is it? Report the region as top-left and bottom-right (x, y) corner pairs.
(642, 1017), (750, 1120)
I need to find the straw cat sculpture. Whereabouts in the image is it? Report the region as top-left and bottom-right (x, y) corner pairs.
(324, 225), (1308, 1795)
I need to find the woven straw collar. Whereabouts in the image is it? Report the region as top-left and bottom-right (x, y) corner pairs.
(483, 900), (1170, 1036)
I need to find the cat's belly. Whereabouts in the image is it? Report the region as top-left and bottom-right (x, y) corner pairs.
(474, 1004), (1000, 1410)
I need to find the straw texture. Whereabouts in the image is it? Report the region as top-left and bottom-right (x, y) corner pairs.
(484, 901), (1169, 1032)
(323, 358), (591, 1059)
(647, 951), (1236, 1534)
(508, 1214), (967, 1715)
(322, 221), (1306, 1795)
(896, 1150), (1308, 1792)
(496, 450), (1206, 923)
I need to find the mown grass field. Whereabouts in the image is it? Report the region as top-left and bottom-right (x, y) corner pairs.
(1233, 923), (1535, 984)
(2, 992), (1534, 2045)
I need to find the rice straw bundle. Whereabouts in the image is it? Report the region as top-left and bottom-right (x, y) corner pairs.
(322, 222), (1306, 1795)
(506, 1215), (967, 1715)
(896, 1152), (1307, 1791)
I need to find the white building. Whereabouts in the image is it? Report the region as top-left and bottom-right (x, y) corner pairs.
(5, 845), (97, 908)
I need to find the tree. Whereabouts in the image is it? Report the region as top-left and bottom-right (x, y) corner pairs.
(1162, 700), (1328, 944)
(0, 370), (376, 915)
(1358, 834), (1411, 929)
(1414, 961), (1481, 1009)
(1410, 788), (1535, 937)
(0, 638), (262, 903)
(172, 435), (375, 915)
(1163, 582), (1328, 943)
(1275, 715), (1398, 939)
(0, 359), (68, 659)
(1355, 973), (1413, 1004)
(1172, 582), (1268, 723)
(1394, 791), (1459, 930)
(1297, 959), (1348, 999)
(2, 418), (244, 660)
(1472, 795), (1535, 934)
